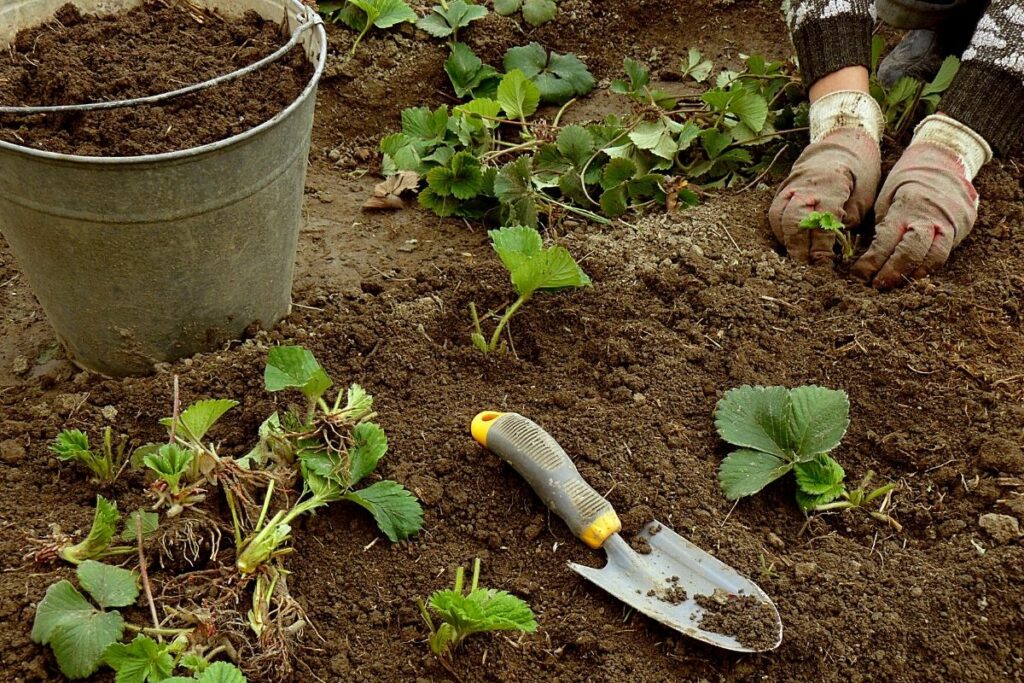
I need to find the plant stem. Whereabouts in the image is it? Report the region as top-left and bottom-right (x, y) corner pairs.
(349, 24), (371, 57)
(453, 565), (465, 594)
(225, 488), (243, 549)
(254, 480), (276, 533)
(545, 197), (611, 225)
(552, 98), (576, 128)
(169, 375), (180, 444)
(488, 294), (529, 351)
(136, 515), (160, 630)
(125, 624), (192, 636)
(470, 558), (481, 592)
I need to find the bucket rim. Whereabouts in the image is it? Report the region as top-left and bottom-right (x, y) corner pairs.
(0, 0), (328, 165)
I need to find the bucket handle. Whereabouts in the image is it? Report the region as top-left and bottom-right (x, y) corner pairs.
(0, 7), (323, 115)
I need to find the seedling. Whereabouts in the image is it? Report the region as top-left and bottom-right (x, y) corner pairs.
(51, 428), (128, 484)
(418, 558), (537, 663)
(417, 0), (487, 42)
(56, 495), (140, 565)
(714, 385), (852, 510)
(231, 347), (423, 574)
(143, 444), (207, 515)
(469, 226), (591, 353)
(493, 0), (556, 26)
(798, 210), (854, 261)
(815, 470), (902, 531)
(319, 0), (417, 56)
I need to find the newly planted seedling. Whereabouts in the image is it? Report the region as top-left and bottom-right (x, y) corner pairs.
(493, 0), (556, 26)
(417, 0), (487, 42)
(232, 346), (422, 574)
(57, 495), (139, 565)
(51, 428), (128, 484)
(798, 210), (853, 261)
(319, 0), (417, 56)
(714, 385), (852, 510)
(419, 558), (537, 663)
(470, 225), (590, 353)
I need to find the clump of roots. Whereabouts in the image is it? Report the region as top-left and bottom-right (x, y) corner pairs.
(156, 512), (224, 571)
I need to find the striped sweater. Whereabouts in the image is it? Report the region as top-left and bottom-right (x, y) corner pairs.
(783, 0), (1024, 152)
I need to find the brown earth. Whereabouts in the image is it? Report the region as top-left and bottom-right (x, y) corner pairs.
(2, 1), (1024, 682)
(0, 1), (311, 156)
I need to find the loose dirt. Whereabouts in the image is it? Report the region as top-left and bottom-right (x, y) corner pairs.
(2, 1), (1023, 682)
(694, 590), (778, 651)
(0, 2), (312, 156)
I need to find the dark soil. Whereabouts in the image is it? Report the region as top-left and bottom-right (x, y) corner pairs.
(0, 2), (312, 156)
(694, 591), (779, 651)
(2, 1), (1024, 682)
(647, 576), (687, 605)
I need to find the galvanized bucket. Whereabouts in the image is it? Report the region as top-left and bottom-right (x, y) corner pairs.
(0, 0), (327, 376)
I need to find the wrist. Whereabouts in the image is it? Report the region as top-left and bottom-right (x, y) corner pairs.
(809, 90), (884, 145)
(912, 113), (992, 180)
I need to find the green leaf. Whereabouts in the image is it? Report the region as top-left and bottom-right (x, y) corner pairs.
(601, 157), (636, 190)
(265, 346), (332, 404)
(511, 246), (592, 296)
(419, 0), (488, 36)
(143, 443), (193, 492)
(503, 43), (594, 104)
(629, 120), (678, 160)
(681, 48), (713, 82)
(714, 386), (793, 459)
(430, 587), (537, 635)
(426, 151), (484, 199)
(794, 454), (846, 496)
(180, 653), (209, 674)
(622, 57), (650, 91)
(419, 187), (461, 216)
(417, 12), (454, 36)
(494, 157), (539, 229)
(445, 43), (501, 99)
(599, 186), (628, 217)
(798, 210), (844, 232)
(104, 634), (173, 683)
(493, 0), (521, 15)
(197, 662), (248, 683)
(489, 224), (543, 274)
(162, 399), (238, 444)
(700, 127), (733, 159)
(122, 510), (159, 543)
(718, 449), (792, 500)
(922, 55), (959, 97)
(31, 580), (125, 679)
(496, 69), (540, 119)
(77, 561), (139, 609)
(796, 486), (845, 510)
(349, 422), (389, 486)
(788, 386), (850, 460)
(60, 495), (121, 565)
(455, 97), (502, 122)
(556, 125), (594, 168)
(344, 480), (424, 542)
(52, 429), (91, 461)
(352, 0), (417, 28)
(402, 106), (450, 142)
(522, 0), (556, 25)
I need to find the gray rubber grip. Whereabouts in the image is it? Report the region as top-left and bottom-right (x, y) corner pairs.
(486, 413), (617, 543)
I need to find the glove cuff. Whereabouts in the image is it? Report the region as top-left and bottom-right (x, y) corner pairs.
(912, 113), (993, 181)
(809, 90), (884, 145)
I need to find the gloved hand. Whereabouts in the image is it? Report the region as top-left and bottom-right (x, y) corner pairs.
(769, 90), (883, 263)
(852, 114), (991, 289)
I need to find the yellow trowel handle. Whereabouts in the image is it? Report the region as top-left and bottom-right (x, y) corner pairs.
(471, 411), (621, 549)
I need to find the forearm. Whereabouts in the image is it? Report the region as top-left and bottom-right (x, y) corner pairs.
(940, 0), (1024, 154)
(784, 0), (875, 87)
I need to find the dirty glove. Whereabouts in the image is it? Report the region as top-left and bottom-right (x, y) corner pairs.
(769, 90), (883, 263)
(852, 113), (991, 289)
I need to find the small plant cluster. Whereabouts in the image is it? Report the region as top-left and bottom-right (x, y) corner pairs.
(494, 0), (557, 25)
(419, 558), (537, 668)
(714, 385), (898, 526)
(381, 47), (810, 227)
(869, 36), (960, 140)
(470, 225), (590, 353)
(36, 347), (423, 679)
(318, 0), (418, 56)
(798, 210), (854, 261)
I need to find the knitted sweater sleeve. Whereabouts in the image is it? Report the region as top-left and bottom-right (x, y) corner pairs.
(783, 0), (876, 87)
(941, 1), (1024, 153)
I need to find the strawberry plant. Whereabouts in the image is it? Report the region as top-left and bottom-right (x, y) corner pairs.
(57, 495), (140, 565)
(504, 43), (595, 105)
(470, 225), (590, 353)
(869, 36), (960, 139)
(494, 0), (556, 26)
(419, 558), (537, 663)
(51, 427), (127, 484)
(814, 470), (902, 530)
(798, 210), (853, 260)
(318, 0), (417, 56)
(417, 0), (488, 42)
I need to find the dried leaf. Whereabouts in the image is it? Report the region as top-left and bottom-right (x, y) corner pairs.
(363, 171), (421, 210)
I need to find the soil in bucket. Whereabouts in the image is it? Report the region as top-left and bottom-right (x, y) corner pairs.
(0, 1), (313, 156)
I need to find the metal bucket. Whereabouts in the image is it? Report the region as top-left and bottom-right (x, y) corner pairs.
(0, 0), (327, 376)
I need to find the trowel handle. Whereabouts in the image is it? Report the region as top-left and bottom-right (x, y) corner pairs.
(471, 411), (621, 549)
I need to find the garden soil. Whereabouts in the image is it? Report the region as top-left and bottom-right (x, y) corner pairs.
(0, 2), (311, 156)
(2, 1), (1023, 682)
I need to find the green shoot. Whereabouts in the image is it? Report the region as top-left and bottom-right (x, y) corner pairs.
(419, 558), (537, 662)
(59, 495), (137, 565)
(232, 347), (423, 574)
(714, 385), (851, 510)
(815, 470), (902, 531)
(417, 0), (488, 43)
(322, 0), (417, 57)
(798, 210), (854, 261)
(494, 0), (556, 26)
(51, 428), (127, 484)
(470, 225), (591, 353)
(156, 398), (238, 482)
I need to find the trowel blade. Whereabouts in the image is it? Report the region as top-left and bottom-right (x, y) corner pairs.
(568, 520), (782, 652)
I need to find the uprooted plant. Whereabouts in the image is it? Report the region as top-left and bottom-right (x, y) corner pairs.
(714, 385), (900, 527)
(469, 225), (591, 353)
(51, 427), (128, 484)
(32, 560), (248, 681)
(418, 558), (537, 666)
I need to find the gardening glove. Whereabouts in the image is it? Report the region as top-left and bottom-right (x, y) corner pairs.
(852, 113), (991, 289)
(769, 90), (883, 263)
